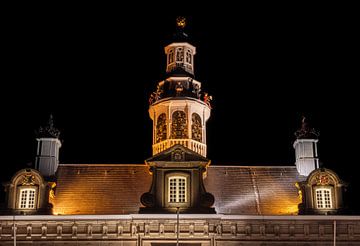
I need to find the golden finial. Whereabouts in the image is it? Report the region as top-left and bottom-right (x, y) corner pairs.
(176, 16), (186, 29)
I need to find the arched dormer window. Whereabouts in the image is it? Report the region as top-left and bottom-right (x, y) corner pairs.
(297, 168), (345, 215)
(4, 168), (50, 214)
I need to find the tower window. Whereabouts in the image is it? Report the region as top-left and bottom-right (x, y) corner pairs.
(168, 176), (187, 203)
(191, 113), (202, 142)
(156, 113), (167, 143)
(19, 188), (36, 209)
(186, 50), (192, 64)
(168, 49), (174, 64)
(315, 187), (333, 209)
(176, 48), (184, 62)
(171, 111), (188, 139)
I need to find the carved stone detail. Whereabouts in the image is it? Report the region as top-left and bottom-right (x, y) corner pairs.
(117, 224), (123, 237)
(87, 224), (92, 238)
(41, 224), (47, 238)
(22, 174), (35, 185)
(56, 224), (62, 238)
(26, 224), (32, 238)
(72, 224), (77, 238)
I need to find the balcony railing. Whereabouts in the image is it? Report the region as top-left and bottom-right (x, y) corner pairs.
(153, 139), (206, 157)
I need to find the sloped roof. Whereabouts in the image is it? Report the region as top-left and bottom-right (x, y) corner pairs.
(204, 166), (305, 215)
(53, 164), (304, 215)
(53, 164), (152, 215)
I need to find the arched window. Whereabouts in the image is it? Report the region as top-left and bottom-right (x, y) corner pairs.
(315, 187), (333, 209)
(176, 47), (184, 62)
(171, 111), (188, 139)
(19, 187), (36, 209)
(168, 49), (174, 64)
(156, 113), (167, 143)
(186, 50), (192, 64)
(191, 113), (202, 142)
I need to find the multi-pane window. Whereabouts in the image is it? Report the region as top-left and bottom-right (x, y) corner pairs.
(316, 188), (332, 209)
(19, 188), (36, 209)
(169, 177), (187, 203)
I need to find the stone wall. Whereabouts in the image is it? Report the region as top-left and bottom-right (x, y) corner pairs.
(0, 214), (359, 245)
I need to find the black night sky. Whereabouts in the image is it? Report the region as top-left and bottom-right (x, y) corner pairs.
(2, 5), (359, 211)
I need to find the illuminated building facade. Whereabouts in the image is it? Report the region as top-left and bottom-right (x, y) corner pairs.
(1, 18), (359, 245)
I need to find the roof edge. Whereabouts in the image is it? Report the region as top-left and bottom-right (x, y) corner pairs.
(59, 164), (146, 167)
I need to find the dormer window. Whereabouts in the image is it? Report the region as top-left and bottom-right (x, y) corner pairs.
(297, 168), (345, 215)
(19, 187), (37, 209)
(315, 187), (333, 209)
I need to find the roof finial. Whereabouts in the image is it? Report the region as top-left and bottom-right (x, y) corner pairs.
(295, 115), (319, 139)
(36, 114), (61, 138)
(176, 16), (186, 29)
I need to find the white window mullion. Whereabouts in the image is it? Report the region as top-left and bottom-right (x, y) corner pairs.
(168, 176), (187, 204)
(315, 187), (333, 209)
(19, 188), (36, 209)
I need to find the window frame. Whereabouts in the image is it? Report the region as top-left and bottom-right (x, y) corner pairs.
(165, 172), (190, 208)
(314, 186), (333, 209)
(168, 176), (187, 203)
(18, 186), (38, 210)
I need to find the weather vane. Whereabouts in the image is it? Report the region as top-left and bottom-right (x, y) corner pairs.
(176, 16), (186, 29)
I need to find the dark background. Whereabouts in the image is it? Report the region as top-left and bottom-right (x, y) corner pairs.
(1, 4), (359, 212)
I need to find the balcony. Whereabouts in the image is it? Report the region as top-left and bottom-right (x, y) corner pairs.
(153, 139), (206, 157)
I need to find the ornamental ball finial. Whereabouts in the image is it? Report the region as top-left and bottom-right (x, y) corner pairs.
(176, 16), (186, 29)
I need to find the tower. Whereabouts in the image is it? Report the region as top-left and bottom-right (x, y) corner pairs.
(148, 17), (212, 157)
(35, 115), (62, 177)
(293, 116), (319, 176)
(140, 17), (215, 213)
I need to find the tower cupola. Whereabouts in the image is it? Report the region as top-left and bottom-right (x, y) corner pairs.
(293, 116), (320, 176)
(35, 115), (62, 177)
(148, 18), (212, 157)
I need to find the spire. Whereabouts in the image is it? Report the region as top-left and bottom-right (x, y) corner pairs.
(172, 16), (189, 42)
(295, 116), (319, 139)
(36, 114), (61, 138)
